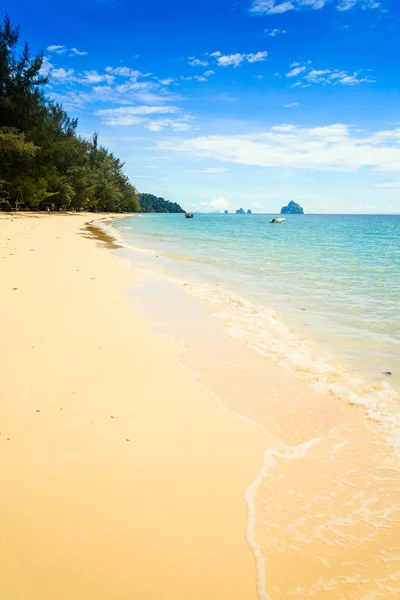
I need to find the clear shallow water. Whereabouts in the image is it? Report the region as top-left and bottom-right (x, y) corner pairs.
(110, 213), (400, 447)
(102, 214), (400, 599)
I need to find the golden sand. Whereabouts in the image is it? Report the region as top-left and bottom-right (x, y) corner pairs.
(0, 213), (267, 599)
(118, 245), (400, 599)
(1, 213), (399, 600)
(169, 303), (400, 600)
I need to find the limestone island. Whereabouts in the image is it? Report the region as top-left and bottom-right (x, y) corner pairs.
(236, 208), (252, 214)
(280, 200), (304, 215)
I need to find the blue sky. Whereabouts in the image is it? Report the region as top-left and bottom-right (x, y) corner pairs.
(5, 0), (400, 213)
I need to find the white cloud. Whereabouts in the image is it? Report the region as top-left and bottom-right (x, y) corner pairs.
(47, 45), (67, 54)
(50, 76), (182, 111)
(47, 66), (116, 86)
(285, 102), (300, 107)
(305, 68), (374, 85)
(305, 68), (332, 81)
(48, 90), (89, 110)
(95, 105), (180, 125)
(211, 51), (268, 67)
(216, 53), (246, 67)
(116, 80), (155, 93)
(160, 124), (400, 174)
(286, 66), (307, 77)
(39, 56), (53, 77)
(181, 74), (210, 82)
(338, 0), (357, 7)
(172, 121), (192, 131)
(285, 62), (375, 85)
(47, 45), (87, 56)
(70, 47), (87, 56)
(338, 0), (380, 9)
(202, 168), (229, 173)
(133, 88), (182, 104)
(334, 72), (374, 85)
(188, 58), (209, 67)
(41, 55), (184, 114)
(250, 0), (380, 14)
(204, 70), (215, 77)
(147, 118), (192, 132)
(265, 28), (287, 36)
(105, 66), (141, 77)
(250, 0), (325, 13)
(79, 70), (115, 85)
(200, 197), (231, 211)
(94, 105), (192, 131)
(247, 51), (268, 63)
(96, 105), (180, 116)
(51, 67), (75, 82)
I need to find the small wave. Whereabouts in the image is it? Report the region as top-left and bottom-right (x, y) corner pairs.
(100, 218), (400, 452)
(245, 436), (323, 600)
(181, 281), (400, 452)
(97, 220), (158, 255)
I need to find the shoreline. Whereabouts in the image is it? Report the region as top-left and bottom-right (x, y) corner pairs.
(0, 212), (268, 599)
(2, 212), (399, 599)
(103, 215), (400, 598)
(102, 215), (400, 452)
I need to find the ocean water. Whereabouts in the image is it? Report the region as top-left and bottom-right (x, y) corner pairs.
(102, 213), (400, 599)
(109, 213), (400, 445)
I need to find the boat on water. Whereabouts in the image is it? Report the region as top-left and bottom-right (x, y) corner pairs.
(269, 217), (286, 223)
(185, 212), (194, 219)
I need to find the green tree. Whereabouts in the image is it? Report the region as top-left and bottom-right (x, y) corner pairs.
(139, 193), (184, 213)
(0, 13), (142, 213)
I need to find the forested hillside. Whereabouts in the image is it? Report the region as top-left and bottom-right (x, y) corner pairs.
(0, 14), (183, 214)
(139, 193), (184, 213)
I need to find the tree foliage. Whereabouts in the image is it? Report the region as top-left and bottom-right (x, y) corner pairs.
(139, 193), (184, 213)
(0, 13), (140, 212)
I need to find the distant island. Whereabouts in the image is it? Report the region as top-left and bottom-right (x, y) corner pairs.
(236, 208), (252, 214)
(281, 201), (304, 215)
(139, 193), (185, 213)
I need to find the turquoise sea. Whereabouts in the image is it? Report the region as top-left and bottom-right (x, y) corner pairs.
(109, 213), (400, 449)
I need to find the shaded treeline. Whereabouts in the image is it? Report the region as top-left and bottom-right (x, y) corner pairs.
(0, 14), (183, 214)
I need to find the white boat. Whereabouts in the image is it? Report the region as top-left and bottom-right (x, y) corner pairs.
(269, 217), (286, 223)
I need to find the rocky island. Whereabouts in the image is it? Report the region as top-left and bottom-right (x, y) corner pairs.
(236, 208), (252, 214)
(281, 200), (304, 215)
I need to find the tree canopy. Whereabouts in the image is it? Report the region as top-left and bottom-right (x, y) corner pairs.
(0, 13), (183, 214)
(139, 193), (185, 213)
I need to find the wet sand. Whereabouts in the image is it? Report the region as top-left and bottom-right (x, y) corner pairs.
(119, 255), (400, 599)
(1, 212), (399, 600)
(0, 213), (267, 600)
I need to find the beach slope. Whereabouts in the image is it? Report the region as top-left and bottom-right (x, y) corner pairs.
(0, 213), (266, 600)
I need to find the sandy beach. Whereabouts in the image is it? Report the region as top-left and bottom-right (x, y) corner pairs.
(1, 213), (399, 600)
(0, 213), (267, 599)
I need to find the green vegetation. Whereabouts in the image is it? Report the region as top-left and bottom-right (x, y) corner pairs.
(0, 14), (183, 214)
(139, 193), (184, 213)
